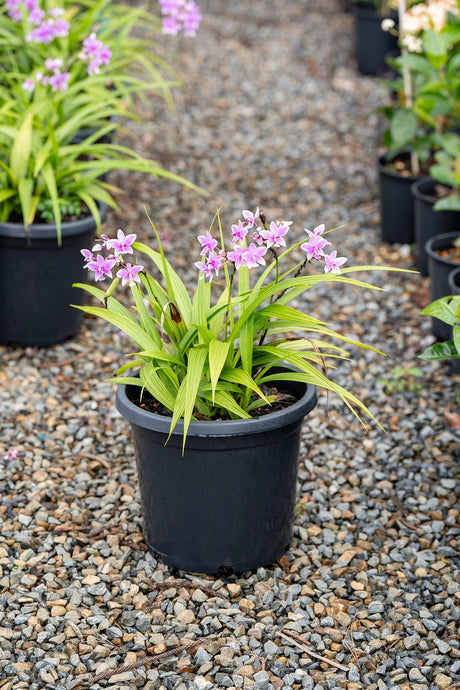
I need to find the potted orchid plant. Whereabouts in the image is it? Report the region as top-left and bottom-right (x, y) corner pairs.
(74, 207), (408, 574)
(0, 0), (203, 347)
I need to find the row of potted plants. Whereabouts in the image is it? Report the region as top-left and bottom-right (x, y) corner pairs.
(0, 0), (203, 346)
(359, 1), (460, 347)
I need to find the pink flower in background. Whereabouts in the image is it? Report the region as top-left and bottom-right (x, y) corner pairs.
(22, 78), (35, 91)
(159, 0), (202, 37)
(3, 448), (19, 461)
(80, 32), (112, 75)
(48, 69), (70, 91)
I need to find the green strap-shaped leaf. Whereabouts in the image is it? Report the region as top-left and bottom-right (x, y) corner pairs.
(40, 161), (62, 243)
(131, 284), (162, 349)
(206, 389), (251, 419)
(10, 111), (32, 181)
(72, 304), (156, 351)
(208, 339), (230, 403)
(135, 240), (193, 325)
(140, 363), (178, 411)
(182, 346), (208, 446)
(220, 367), (270, 403)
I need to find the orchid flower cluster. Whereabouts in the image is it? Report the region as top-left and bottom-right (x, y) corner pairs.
(81, 230), (144, 286)
(195, 209), (347, 282)
(5, 0), (112, 93)
(75, 209), (406, 444)
(158, 0), (202, 36)
(81, 210), (347, 289)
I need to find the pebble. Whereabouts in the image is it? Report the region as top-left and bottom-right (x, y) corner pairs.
(1, 2), (459, 690)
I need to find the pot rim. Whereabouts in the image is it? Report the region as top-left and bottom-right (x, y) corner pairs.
(377, 153), (421, 182)
(425, 231), (460, 268)
(448, 265), (460, 293)
(410, 176), (437, 201)
(0, 202), (107, 240)
(116, 370), (317, 438)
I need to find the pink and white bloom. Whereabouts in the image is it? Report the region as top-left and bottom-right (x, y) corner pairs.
(80, 32), (112, 75)
(81, 248), (95, 266)
(195, 250), (224, 280)
(117, 263), (144, 286)
(227, 244), (246, 269)
(230, 220), (248, 245)
(48, 69), (70, 91)
(22, 78), (35, 91)
(242, 208), (259, 229)
(108, 229), (137, 256)
(45, 58), (63, 72)
(195, 260), (214, 281)
(241, 243), (267, 269)
(3, 448), (19, 461)
(259, 220), (290, 248)
(87, 254), (117, 281)
(92, 234), (112, 252)
(324, 250), (347, 274)
(26, 19), (55, 43)
(159, 0), (202, 36)
(300, 225), (331, 261)
(206, 250), (224, 275)
(197, 231), (218, 255)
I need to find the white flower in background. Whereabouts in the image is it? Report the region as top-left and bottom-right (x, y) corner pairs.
(402, 0), (458, 52)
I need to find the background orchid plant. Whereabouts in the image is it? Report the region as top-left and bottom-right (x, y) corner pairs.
(0, 0), (202, 238)
(74, 208), (406, 447)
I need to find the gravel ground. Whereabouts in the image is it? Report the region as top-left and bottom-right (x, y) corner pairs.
(1, 1), (459, 689)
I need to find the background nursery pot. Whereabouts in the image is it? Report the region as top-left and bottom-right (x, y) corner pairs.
(0, 206), (106, 347)
(377, 154), (420, 245)
(412, 177), (459, 276)
(116, 372), (317, 574)
(354, 4), (398, 76)
(448, 266), (460, 295)
(425, 232), (460, 341)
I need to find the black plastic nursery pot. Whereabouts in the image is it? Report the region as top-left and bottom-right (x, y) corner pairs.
(354, 4), (398, 76)
(116, 373), (317, 574)
(448, 266), (460, 295)
(0, 206), (106, 347)
(377, 154), (420, 245)
(448, 267), (460, 373)
(412, 178), (459, 276)
(425, 232), (460, 342)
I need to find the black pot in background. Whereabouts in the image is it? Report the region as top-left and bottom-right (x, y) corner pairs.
(412, 178), (459, 276)
(0, 205), (106, 347)
(377, 153), (420, 245)
(425, 232), (460, 341)
(448, 266), (460, 295)
(354, 4), (399, 76)
(116, 373), (317, 575)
